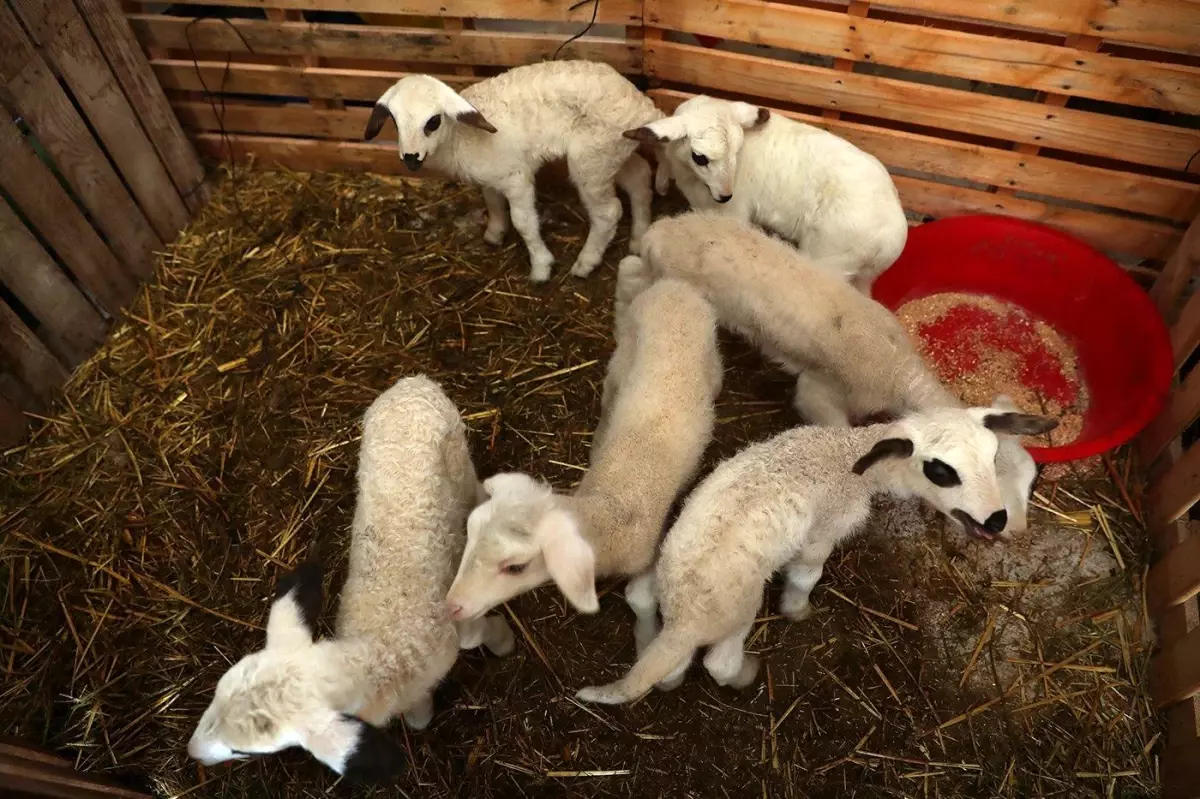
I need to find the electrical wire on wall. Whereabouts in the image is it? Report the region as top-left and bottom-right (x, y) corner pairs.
(551, 0), (600, 61)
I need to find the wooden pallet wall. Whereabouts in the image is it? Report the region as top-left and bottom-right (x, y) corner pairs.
(130, 0), (1200, 272)
(1141, 214), (1200, 799)
(128, 0), (642, 176)
(0, 0), (206, 447)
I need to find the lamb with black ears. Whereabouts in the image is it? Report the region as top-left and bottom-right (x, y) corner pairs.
(364, 61), (662, 282)
(575, 406), (1056, 705)
(186, 376), (514, 780)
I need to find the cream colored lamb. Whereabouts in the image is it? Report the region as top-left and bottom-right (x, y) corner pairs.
(576, 406), (1057, 704)
(187, 377), (514, 780)
(445, 271), (722, 653)
(364, 61), (661, 282)
(627, 95), (907, 292)
(632, 212), (1044, 535)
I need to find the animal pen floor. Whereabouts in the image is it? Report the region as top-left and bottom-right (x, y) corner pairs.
(0, 168), (1162, 799)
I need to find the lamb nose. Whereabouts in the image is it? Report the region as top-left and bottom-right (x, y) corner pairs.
(403, 153), (423, 171)
(716, 193), (733, 203)
(983, 510), (1008, 534)
(445, 601), (463, 619)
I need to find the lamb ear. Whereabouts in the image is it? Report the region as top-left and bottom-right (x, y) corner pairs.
(623, 116), (688, 144)
(852, 438), (914, 475)
(535, 509), (598, 613)
(363, 105), (392, 141)
(730, 102), (769, 130)
(302, 712), (406, 781)
(983, 412), (1059, 437)
(266, 561), (323, 650)
(454, 109), (497, 133)
(481, 472), (538, 498)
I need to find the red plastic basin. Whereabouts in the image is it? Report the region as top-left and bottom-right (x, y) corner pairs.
(872, 215), (1173, 463)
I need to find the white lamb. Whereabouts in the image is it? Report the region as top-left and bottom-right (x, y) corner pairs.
(576, 405), (1057, 704)
(444, 270), (722, 653)
(627, 95), (907, 292)
(364, 61), (662, 282)
(631, 212), (1045, 536)
(187, 376), (514, 780)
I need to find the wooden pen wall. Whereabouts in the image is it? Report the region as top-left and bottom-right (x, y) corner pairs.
(0, 0), (206, 446)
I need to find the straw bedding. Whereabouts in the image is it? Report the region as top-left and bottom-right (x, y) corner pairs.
(0, 168), (1161, 798)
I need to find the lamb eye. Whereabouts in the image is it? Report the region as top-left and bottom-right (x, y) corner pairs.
(424, 114), (441, 134)
(502, 562), (528, 575)
(923, 459), (961, 488)
(691, 151), (709, 166)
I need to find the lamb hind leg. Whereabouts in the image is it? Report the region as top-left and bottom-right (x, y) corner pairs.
(568, 177), (622, 278)
(793, 370), (852, 426)
(481, 186), (509, 246)
(702, 621), (759, 689)
(615, 154), (653, 255)
(502, 177), (555, 282)
(780, 545), (832, 622)
(624, 571), (659, 655)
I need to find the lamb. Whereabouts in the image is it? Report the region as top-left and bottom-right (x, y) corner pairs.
(187, 376), (514, 780)
(444, 269), (723, 653)
(627, 95), (907, 292)
(630, 211), (1044, 535)
(364, 61), (662, 282)
(576, 406), (1057, 704)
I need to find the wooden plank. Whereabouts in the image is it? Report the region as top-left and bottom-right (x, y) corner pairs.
(127, 15), (641, 72)
(651, 89), (1200, 225)
(0, 4), (160, 276)
(892, 175), (1180, 260)
(645, 39), (1200, 173)
(11, 0), (189, 243)
(1152, 211), (1200, 319)
(877, 0), (1200, 55)
(1150, 529), (1200, 614)
(647, 0), (1200, 113)
(73, 0), (209, 214)
(1140, 365), (1200, 467)
(0, 391), (27, 448)
(1154, 623), (1200, 707)
(0, 300), (70, 406)
(1170, 288), (1200, 372)
(158, 0), (641, 24)
(152, 58), (438, 100)
(265, 7), (345, 110)
(0, 118), (137, 315)
(190, 128), (1179, 259)
(193, 132), (400, 173)
(0, 200), (108, 366)
(1164, 736), (1200, 799)
(1148, 442), (1200, 528)
(0, 752), (151, 799)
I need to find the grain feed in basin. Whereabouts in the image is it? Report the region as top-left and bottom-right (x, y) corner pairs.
(895, 292), (1087, 448)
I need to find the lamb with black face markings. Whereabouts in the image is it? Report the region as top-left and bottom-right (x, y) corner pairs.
(365, 61), (662, 283)
(575, 405), (1057, 706)
(186, 377), (513, 781)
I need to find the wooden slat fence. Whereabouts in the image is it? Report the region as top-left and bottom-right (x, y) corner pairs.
(0, 0), (205, 447)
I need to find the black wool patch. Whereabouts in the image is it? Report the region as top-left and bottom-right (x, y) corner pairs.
(340, 716), (406, 783)
(275, 561), (323, 635)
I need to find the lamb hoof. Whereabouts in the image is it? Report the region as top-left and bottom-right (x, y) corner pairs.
(569, 259), (598, 279)
(627, 237), (643, 256)
(483, 228), (506, 247)
(781, 599), (814, 623)
(403, 704), (434, 731)
(728, 656), (760, 689)
(655, 672), (686, 692)
(529, 258), (554, 283)
(576, 686), (622, 705)
(488, 619), (516, 657)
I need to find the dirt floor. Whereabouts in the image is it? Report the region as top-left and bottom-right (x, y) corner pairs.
(0, 167), (1161, 798)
